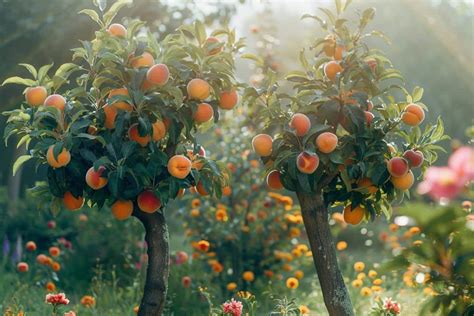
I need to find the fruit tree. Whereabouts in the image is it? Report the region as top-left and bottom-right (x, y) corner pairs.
(244, 2), (447, 315)
(2, 1), (243, 315)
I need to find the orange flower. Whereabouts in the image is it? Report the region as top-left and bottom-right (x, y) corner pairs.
(354, 261), (365, 272)
(286, 277), (299, 289)
(226, 282), (237, 291)
(191, 199), (201, 208)
(294, 270), (304, 280)
(191, 209), (200, 217)
(196, 240), (210, 252)
(336, 241), (347, 251)
(80, 295), (96, 308)
(51, 262), (61, 272)
(133, 306), (139, 314)
(216, 209), (228, 222)
(46, 281), (56, 292)
(242, 271), (254, 282)
(299, 305), (310, 315)
(49, 246), (60, 257)
(211, 262), (224, 273)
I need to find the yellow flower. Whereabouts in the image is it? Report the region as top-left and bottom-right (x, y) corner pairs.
(354, 261), (365, 272)
(412, 240), (423, 246)
(409, 226), (421, 235)
(197, 240), (210, 252)
(294, 270), (304, 280)
(351, 279), (363, 288)
(237, 291), (252, 299)
(368, 270), (377, 278)
(289, 227), (301, 238)
(389, 223), (399, 232)
(299, 305), (310, 315)
(373, 278), (383, 285)
(360, 287), (372, 296)
(286, 277), (299, 289)
(371, 285), (382, 292)
(191, 208), (200, 217)
(226, 282), (237, 291)
(357, 272), (366, 280)
(336, 241), (348, 251)
(215, 209), (228, 222)
(242, 271), (255, 282)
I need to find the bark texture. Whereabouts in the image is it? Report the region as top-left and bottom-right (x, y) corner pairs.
(133, 208), (169, 316)
(297, 191), (354, 316)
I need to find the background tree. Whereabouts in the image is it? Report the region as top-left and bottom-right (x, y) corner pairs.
(243, 1), (447, 315)
(2, 1), (243, 314)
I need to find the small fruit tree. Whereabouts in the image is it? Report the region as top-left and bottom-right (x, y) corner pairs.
(244, 2), (447, 315)
(2, 1), (242, 315)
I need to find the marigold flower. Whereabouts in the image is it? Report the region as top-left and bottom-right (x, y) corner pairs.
(25, 241), (37, 252)
(357, 272), (366, 280)
(368, 270), (377, 278)
(51, 262), (61, 272)
(191, 209), (200, 217)
(336, 241), (347, 251)
(49, 246), (60, 257)
(409, 226), (421, 235)
(45, 293), (70, 306)
(221, 298), (243, 316)
(46, 281), (56, 292)
(354, 261), (365, 272)
(242, 271), (254, 282)
(17, 262), (28, 273)
(216, 209), (228, 222)
(371, 285), (382, 292)
(389, 223), (399, 232)
(226, 282), (237, 291)
(211, 262), (224, 273)
(299, 305), (310, 315)
(286, 277), (299, 289)
(191, 198), (201, 208)
(360, 287), (372, 296)
(351, 279), (363, 288)
(294, 270), (304, 280)
(80, 295), (95, 308)
(373, 278), (383, 285)
(197, 240), (210, 252)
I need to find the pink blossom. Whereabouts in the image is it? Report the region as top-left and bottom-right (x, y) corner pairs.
(45, 293), (70, 306)
(222, 298), (243, 316)
(175, 251), (189, 265)
(417, 167), (464, 200)
(383, 297), (401, 314)
(448, 146), (474, 184)
(64, 311), (76, 316)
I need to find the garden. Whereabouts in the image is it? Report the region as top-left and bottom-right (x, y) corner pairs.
(0, 0), (473, 315)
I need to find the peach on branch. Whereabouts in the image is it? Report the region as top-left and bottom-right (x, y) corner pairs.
(137, 190), (161, 213)
(63, 191), (84, 211)
(390, 170), (414, 190)
(25, 86), (47, 106)
(108, 88), (132, 111)
(44, 94), (66, 111)
(103, 105), (117, 129)
(297, 151), (319, 174)
(111, 200), (133, 220)
(403, 149), (424, 168)
(219, 90), (239, 110)
(152, 120), (166, 141)
(357, 178), (377, 194)
(187, 78), (210, 100)
(128, 123), (151, 147)
(387, 157), (409, 177)
(316, 132), (338, 154)
(204, 37), (222, 55)
(107, 23), (127, 37)
(85, 166), (108, 190)
(196, 181), (209, 196)
(146, 64), (170, 86)
(46, 145), (71, 168)
(130, 51), (154, 68)
(323, 35), (336, 57)
(289, 113), (311, 137)
(365, 111), (374, 125)
(343, 205), (365, 225)
(193, 103), (214, 123)
(324, 61), (343, 81)
(167, 155), (192, 179)
(252, 134), (273, 157)
(402, 104), (425, 126)
(334, 45), (345, 61)
(266, 170), (284, 190)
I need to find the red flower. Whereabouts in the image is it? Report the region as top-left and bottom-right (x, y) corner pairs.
(45, 293), (70, 306)
(222, 298), (243, 316)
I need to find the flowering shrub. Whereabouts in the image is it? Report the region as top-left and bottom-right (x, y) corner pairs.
(369, 297), (401, 315)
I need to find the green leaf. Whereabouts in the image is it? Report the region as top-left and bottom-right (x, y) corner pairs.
(37, 63), (54, 83)
(194, 20), (206, 45)
(103, 0), (131, 26)
(412, 86), (424, 102)
(299, 50), (309, 70)
(19, 63), (38, 79)
(2, 76), (36, 87)
(79, 9), (103, 26)
(12, 155), (33, 176)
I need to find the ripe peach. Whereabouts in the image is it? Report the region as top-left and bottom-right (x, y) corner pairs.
(387, 157), (409, 177)
(266, 170), (284, 190)
(187, 78), (210, 100)
(138, 190), (161, 213)
(204, 37), (222, 55)
(391, 170), (414, 190)
(146, 64), (170, 86)
(343, 205), (365, 225)
(324, 61), (343, 81)
(403, 150), (424, 168)
(46, 145), (71, 168)
(85, 166), (108, 190)
(334, 45), (345, 61)
(26, 241), (37, 251)
(152, 120), (166, 141)
(128, 123), (151, 147)
(17, 262), (29, 272)
(111, 200), (133, 220)
(297, 152), (319, 174)
(130, 52), (154, 68)
(196, 181), (209, 196)
(63, 191), (84, 211)
(167, 155), (192, 179)
(44, 94), (66, 111)
(193, 103), (214, 123)
(107, 23), (127, 37)
(252, 134), (273, 157)
(25, 86), (47, 106)
(87, 125), (98, 135)
(108, 88), (133, 111)
(289, 113), (311, 137)
(219, 90), (239, 110)
(316, 132), (338, 154)
(323, 34), (336, 57)
(103, 104), (117, 129)
(357, 178), (377, 194)
(402, 104), (425, 126)
(365, 111), (374, 125)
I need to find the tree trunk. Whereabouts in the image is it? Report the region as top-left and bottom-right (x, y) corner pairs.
(296, 191), (354, 316)
(133, 208), (170, 316)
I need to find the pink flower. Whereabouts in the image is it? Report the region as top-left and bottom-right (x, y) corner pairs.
(64, 311), (76, 316)
(383, 297), (401, 314)
(417, 167), (464, 200)
(222, 298), (243, 316)
(45, 293), (70, 306)
(448, 146), (474, 184)
(175, 251), (189, 265)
